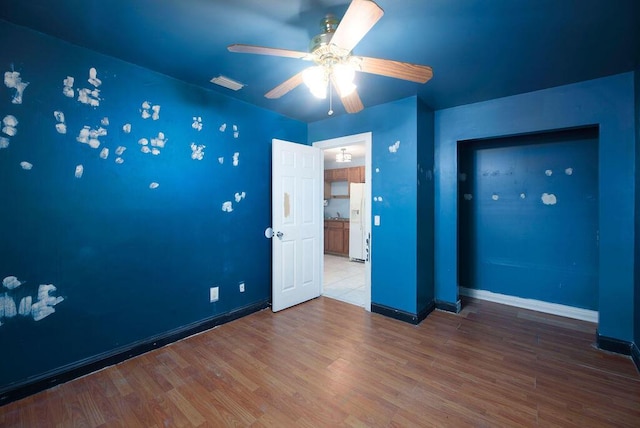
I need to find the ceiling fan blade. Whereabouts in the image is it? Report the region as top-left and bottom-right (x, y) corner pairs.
(265, 71), (305, 99)
(356, 56), (433, 83)
(330, 0), (384, 53)
(340, 90), (364, 114)
(228, 44), (311, 60)
(331, 77), (364, 113)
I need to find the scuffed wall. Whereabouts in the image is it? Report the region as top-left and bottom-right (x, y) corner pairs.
(436, 73), (636, 341)
(0, 21), (305, 391)
(457, 127), (599, 310)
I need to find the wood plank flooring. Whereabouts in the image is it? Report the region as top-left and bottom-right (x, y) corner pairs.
(1, 297), (639, 427)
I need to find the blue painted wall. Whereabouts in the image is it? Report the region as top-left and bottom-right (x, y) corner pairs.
(435, 73), (636, 341)
(0, 21), (305, 390)
(1, 17), (636, 396)
(309, 97), (422, 315)
(635, 69), (640, 350)
(458, 128), (599, 309)
(416, 100), (435, 313)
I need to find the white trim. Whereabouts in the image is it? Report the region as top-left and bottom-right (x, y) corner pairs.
(313, 132), (372, 312)
(459, 287), (598, 323)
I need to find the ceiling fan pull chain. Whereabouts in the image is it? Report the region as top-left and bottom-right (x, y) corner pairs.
(328, 82), (334, 116)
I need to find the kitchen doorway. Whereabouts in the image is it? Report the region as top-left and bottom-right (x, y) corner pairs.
(313, 132), (372, 311)
(323, 254), (366, 306)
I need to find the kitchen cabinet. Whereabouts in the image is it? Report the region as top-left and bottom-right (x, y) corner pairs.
(323, 181), (331, 199)
(325, 168), (348, 181)
(343, 221), (350, 256)
(324, 166), (365, 199)
(325, 167), (364, 184)
(348, 166), (364, 184)
(324, 220), (349, 256)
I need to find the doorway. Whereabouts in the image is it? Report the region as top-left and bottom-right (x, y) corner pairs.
(457, 126), (599, 312)
(313, 132), (372, 311)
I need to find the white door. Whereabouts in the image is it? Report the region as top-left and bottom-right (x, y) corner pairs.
(272, 139), (323, 312)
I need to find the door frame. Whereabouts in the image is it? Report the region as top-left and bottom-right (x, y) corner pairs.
(313, 132), (372, 311)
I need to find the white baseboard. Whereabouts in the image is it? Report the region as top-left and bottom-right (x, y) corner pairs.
(459, 287), (598, 323)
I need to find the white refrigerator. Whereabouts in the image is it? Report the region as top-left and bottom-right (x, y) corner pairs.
(349, 183), (366, 261)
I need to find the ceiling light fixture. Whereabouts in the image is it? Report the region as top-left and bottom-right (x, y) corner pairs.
(336, 148), (352, 163)
(302, 61), (356, 100)
(302, 14), (357, 104)
(302, 66), (328, 99)
(333, 63), (356, 96)
(228, 3), (434, 116)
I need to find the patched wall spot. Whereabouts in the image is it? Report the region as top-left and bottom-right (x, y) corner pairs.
(541, 193), (557, 205)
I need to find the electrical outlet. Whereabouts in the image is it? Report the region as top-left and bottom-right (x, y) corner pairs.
(239, 282), (245, 292)
(209, 286), (219, 302)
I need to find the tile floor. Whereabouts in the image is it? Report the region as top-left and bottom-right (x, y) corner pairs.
(322, 254), (366, 307)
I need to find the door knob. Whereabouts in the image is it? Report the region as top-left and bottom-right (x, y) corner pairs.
(276, 231), (284, 239)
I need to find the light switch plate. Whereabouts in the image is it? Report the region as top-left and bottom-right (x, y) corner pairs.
(210, 286), (219, 302)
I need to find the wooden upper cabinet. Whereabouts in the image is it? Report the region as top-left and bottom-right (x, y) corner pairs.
(325, 167), (364, 183)
(324, 167), (364, 198)
(348, 166), (364, 183)
(331, 168), (348, 181)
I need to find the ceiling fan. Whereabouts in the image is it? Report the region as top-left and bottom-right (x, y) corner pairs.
(227, 0), (433, 115)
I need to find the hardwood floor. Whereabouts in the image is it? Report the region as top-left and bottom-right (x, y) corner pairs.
(1, 297), (639, 427)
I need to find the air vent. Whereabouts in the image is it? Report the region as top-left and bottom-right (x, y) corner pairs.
(210, 75), (245, 91)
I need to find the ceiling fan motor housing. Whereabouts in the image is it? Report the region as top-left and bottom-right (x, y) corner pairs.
(309, 32), (333, 54)
(309, 14), (339, 54)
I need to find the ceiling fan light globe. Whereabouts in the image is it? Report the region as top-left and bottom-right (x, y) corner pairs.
(337, 81), (356, 97)
(302, 66), (323, 87)
(333, 63), (355, 82)
(333, 63), (356, 96)
(310, 85), (327, 99)
(303, 66), (328, 99)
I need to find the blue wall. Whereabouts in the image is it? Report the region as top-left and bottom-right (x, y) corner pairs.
(458, 128), (599, 309)
(1, 18), (636, 395)
(635, 69), (640, 350)
(435, 73), (636, 341)
(309, 97), (422, 315)
(0, 21), (305, 390)
(416, 99), (435, 313)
